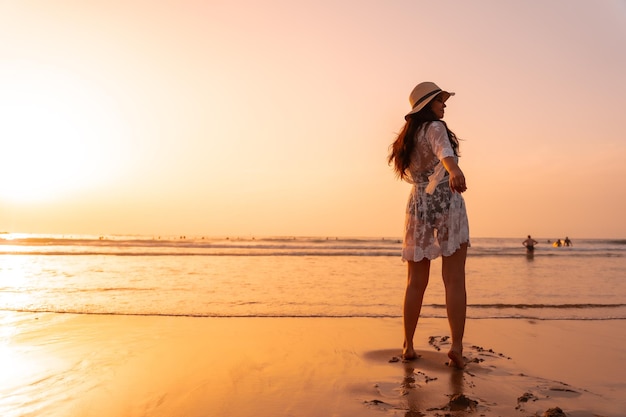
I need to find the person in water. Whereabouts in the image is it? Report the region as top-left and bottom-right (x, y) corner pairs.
(523, 235), (538, 252)
(388, 81), (469, 369)
(564, 236), (572, 246)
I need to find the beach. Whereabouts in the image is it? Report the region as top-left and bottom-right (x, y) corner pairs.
(1, 312), (624, 417)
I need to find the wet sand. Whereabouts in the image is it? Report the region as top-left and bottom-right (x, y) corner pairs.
(0, 312), (624, 416)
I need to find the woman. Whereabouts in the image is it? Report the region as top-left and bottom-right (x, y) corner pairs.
(388, 81), (470, 368)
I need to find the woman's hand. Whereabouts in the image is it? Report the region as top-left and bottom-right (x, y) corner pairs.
(441, 157), (467, 193)
(448, 169), (467, 193)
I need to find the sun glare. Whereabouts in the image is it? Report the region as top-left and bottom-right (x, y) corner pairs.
(0, 62), (131, 203)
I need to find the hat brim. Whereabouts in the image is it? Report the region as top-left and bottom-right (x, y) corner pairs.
(405, 91), (455, 120)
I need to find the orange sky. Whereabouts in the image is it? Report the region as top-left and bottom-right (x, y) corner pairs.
(1, 0), (625, 239)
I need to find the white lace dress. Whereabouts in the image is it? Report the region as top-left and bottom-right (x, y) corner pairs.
(402, 121), (470, 262)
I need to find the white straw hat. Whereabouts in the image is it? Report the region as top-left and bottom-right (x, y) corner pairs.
(405, 81), (454, 120)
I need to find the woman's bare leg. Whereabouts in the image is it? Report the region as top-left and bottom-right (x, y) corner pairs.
(441, 243), (468, 368)
(403, 259), (430, 359)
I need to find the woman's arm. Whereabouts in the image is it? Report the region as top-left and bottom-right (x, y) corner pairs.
(441, 156), (467, 193)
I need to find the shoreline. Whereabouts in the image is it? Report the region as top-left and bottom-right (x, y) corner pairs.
(1, 313), (624, 416)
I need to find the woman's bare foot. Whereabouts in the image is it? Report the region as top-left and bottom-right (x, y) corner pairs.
(402, 343), (418, 361)
(447, 350), (465, 369)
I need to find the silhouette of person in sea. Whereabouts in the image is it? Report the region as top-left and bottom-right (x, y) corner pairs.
(554, 239), (562, 247)
(522, 235), (538, 252)
(564, 236), (572, 247)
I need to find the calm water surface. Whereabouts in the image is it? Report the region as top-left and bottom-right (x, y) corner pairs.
(1, 234), (624, 320)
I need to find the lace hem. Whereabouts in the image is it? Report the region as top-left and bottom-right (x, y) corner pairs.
(402, 237), (470, 262)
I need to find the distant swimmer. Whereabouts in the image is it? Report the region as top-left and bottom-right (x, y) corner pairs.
(564, 236), (572, 247)
(523, 235), (538, 252)
(553, 239), (562, 247)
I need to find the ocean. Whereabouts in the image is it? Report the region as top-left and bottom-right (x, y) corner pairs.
(0, 234), (624, 321)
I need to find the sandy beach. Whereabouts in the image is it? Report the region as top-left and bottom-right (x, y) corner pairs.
(0, 312), (624, 417)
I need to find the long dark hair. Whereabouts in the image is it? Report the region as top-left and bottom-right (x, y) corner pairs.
(388, 100), (459, 181)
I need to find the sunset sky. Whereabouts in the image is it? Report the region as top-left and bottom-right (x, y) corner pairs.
(0, 0), (625, 239)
